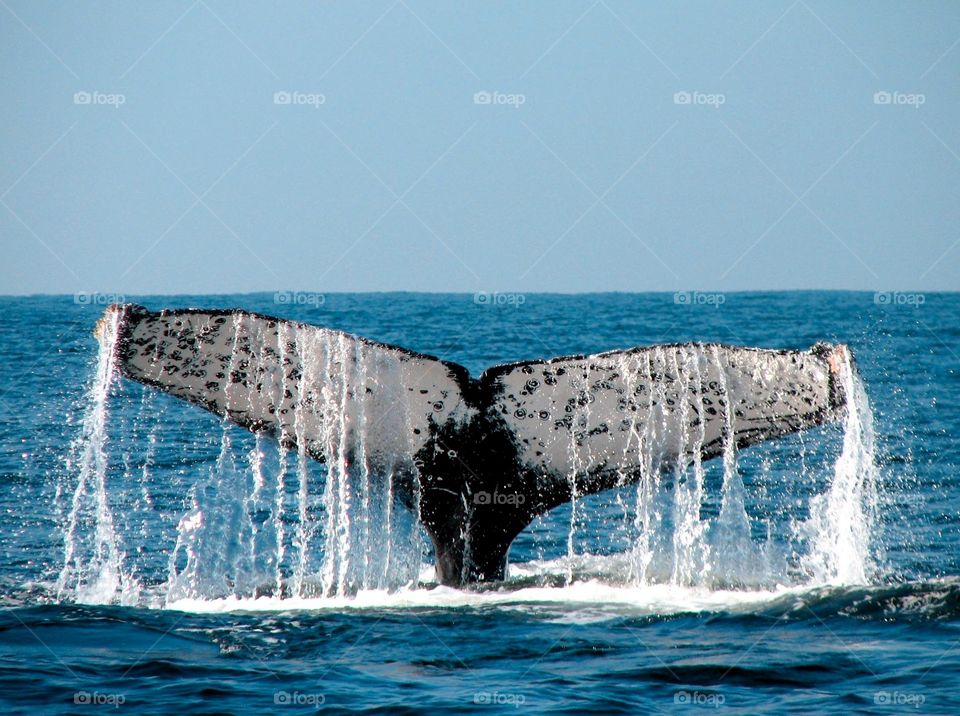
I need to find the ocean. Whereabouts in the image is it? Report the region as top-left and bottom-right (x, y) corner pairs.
(0, 291), (958, 714)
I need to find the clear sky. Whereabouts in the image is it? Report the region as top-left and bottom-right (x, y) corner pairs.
(1, 1), (958, 295)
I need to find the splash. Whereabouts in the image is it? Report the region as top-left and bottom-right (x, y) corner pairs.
(58, 333), (880, 607)
(611, 344), (879, 590)
(709, 343), (761, 585)
(669, 346), (711, 585)
(160, 321), (426, 602)
(56, 310), (139, 605)
(800, 349), (879, 584)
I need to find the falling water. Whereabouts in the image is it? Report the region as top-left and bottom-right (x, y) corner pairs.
(52, 312), (428, 606)
(709, 344), (760, 584)
(56, 311), (139, 605)
(564, 367), (592, 582)
(165, 315), (276, 601)
(60, 326), (879, 605)
(616, 344), (879, 590)
(158, 321), (425, 602)
(800, 349), (879, 584)
(670, 346), (711, 585)
(627, 350), (664, 585)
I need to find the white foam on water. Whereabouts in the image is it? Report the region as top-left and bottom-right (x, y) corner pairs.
(166, 584), (798, 619)
(164, 553), (812, 621)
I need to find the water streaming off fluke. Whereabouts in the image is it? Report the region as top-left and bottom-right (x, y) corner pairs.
(57, 315), (880, 606)
(57, 309), (139, 605)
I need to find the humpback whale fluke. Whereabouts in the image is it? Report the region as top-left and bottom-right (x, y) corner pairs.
(97, 303), (849, 587)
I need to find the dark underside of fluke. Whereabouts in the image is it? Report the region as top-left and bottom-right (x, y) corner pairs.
(97, 303), (849, 587)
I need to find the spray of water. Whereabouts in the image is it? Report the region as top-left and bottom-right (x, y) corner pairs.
(616, 345), (878, 590)
(57, 311), (139, 605)
(666, 348), (704, 584)
(709, 344), (760, 585)
(159, 321), (426, 602)
(800, 350), (879, 584)
(59, 333), (879, 605)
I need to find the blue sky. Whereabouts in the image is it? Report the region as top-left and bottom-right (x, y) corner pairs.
(1, 1), (958, 295)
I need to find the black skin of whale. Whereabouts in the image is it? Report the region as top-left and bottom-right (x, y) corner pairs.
(100, 303), (848, 588)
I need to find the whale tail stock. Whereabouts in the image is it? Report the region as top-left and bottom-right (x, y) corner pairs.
(98, 303), (849, 587)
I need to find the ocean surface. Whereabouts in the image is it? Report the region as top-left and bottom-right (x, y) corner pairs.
(1, 291), (958, 714)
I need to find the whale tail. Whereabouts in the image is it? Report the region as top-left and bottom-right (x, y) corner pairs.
(100, 303), (849, 586)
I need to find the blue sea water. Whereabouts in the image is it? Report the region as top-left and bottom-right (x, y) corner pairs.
(1, 291), (959, 714)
